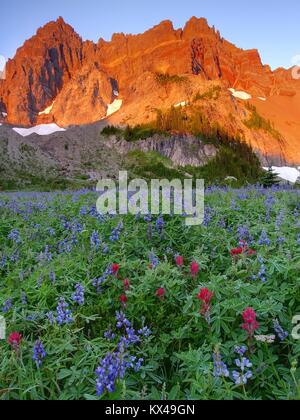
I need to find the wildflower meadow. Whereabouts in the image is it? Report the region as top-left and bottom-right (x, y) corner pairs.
(0, 186), (299, 400)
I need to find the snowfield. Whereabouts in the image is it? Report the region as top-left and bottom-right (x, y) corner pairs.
(263, 166), (300, 183)
(174, 101), (187, 108)
(106, 99), (123, 117)
(38, 102), (54, 116)
(229, 88), (252, 100)
(13, 124), (66, 137)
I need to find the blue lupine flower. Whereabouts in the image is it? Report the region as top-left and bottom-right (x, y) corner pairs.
(275, 211), (285, 230)
(47, 227), (55, 236)
(231, 199), (241, 211)
(71, 221), (83, 234)
(156, 215), (165, 236)
(277, 236), (286, 244)
(116, 311), (131, 329)
(109, 222), (123, 242)
(38, 246), (53, 263)
(232, 370), (253, 386)
(90, 230), (101, 251)
(237, 226), (253, 244)
(8, 229), (21, 244)
(258, 230), (271, 246)
(49, 271), (56, 284)
(203, 206), (214, 227)
(92, 276), (106, 293)
(2, 298), (13, 313)
(95, 317), (146, 396)
(138, 326), (152, 337)
(265, 195), (276, 222)
(79, 206), (88, 216)
(56, 297), (73, 326)
(253, 257), (267, 282)
(0, 255), (7, 269)
(72, 284), (85, 306)
(234, 345), (248, 356)
(32, 340), (46, 367)
(104, 328), (116, 341)
(122, 327), (140, 346)
(46, 311), (55, 325)
(127, 356), (144, 373)
(92, 265), (113, 293)
(37, 274), (43, 288)
(95, 351), (126, 396)
(149, 253), (159, 269)
(213, 351), (229, 378)
(232, 356), (253, 386)
(235, 357), (253, 371)
(273, 319), (289, 341)
(10, 251), (20, 263)
(21, 291), (27, 305)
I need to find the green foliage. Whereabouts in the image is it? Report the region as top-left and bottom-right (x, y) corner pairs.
(0, 189), (299, 400)
(101, 125), (123, 137)
(154, 106), (263, 185)
(243, 104), (282, 140)
(101, 105), (263, 185)
(155, 73), (188, 86)
(101, 124), (165, 143)
(123, 124), (165, 142)
(259, 167), (281, 187)
(0, 173), (93, 192)
(194, 86), (221, 101)
(126, 150), (186, 180)
(185, 146), (263, 186)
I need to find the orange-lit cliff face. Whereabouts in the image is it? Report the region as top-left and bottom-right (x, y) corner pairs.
(0, 16), (299, 164)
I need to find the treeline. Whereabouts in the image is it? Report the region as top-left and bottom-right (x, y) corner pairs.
(101, 105), (264, 185)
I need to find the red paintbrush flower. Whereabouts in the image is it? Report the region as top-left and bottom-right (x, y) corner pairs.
(119, 294), (128, 305)
(190, 261), (199, 278)
(112, 264), (120, 276)
(197, 288), (214, 321)
(123, 279), (130, 291)
(242, 308), (259, 336)
(8, 332), (22, 350)
(197, 288), (214, 305)
(230, 247), (244, 256)
(156, 288), (165, 299)
(175, 255), (184, 267)
(247, 249), (256, 256)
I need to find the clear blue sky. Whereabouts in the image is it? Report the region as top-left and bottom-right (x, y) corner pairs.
(0, 0), (299, 70)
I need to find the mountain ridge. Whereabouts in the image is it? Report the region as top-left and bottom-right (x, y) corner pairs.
(0, 16), (300, 164)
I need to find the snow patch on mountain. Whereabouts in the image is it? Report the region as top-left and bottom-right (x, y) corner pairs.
(107, 99), (123, 117)
(38, 102), (55, 116)
(263, 166), (300, 183)
(174, 101), (187, 108)
(13, 124), (66, 137)
(229, 88), (252, 100)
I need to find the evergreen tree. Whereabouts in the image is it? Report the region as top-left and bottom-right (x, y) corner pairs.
(260, 167), (280, 187)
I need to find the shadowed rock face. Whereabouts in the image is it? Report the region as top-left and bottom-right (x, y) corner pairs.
(1, 16), (300, 163)
(105, 134), (217, 167)
(1, 17), (83, 125)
